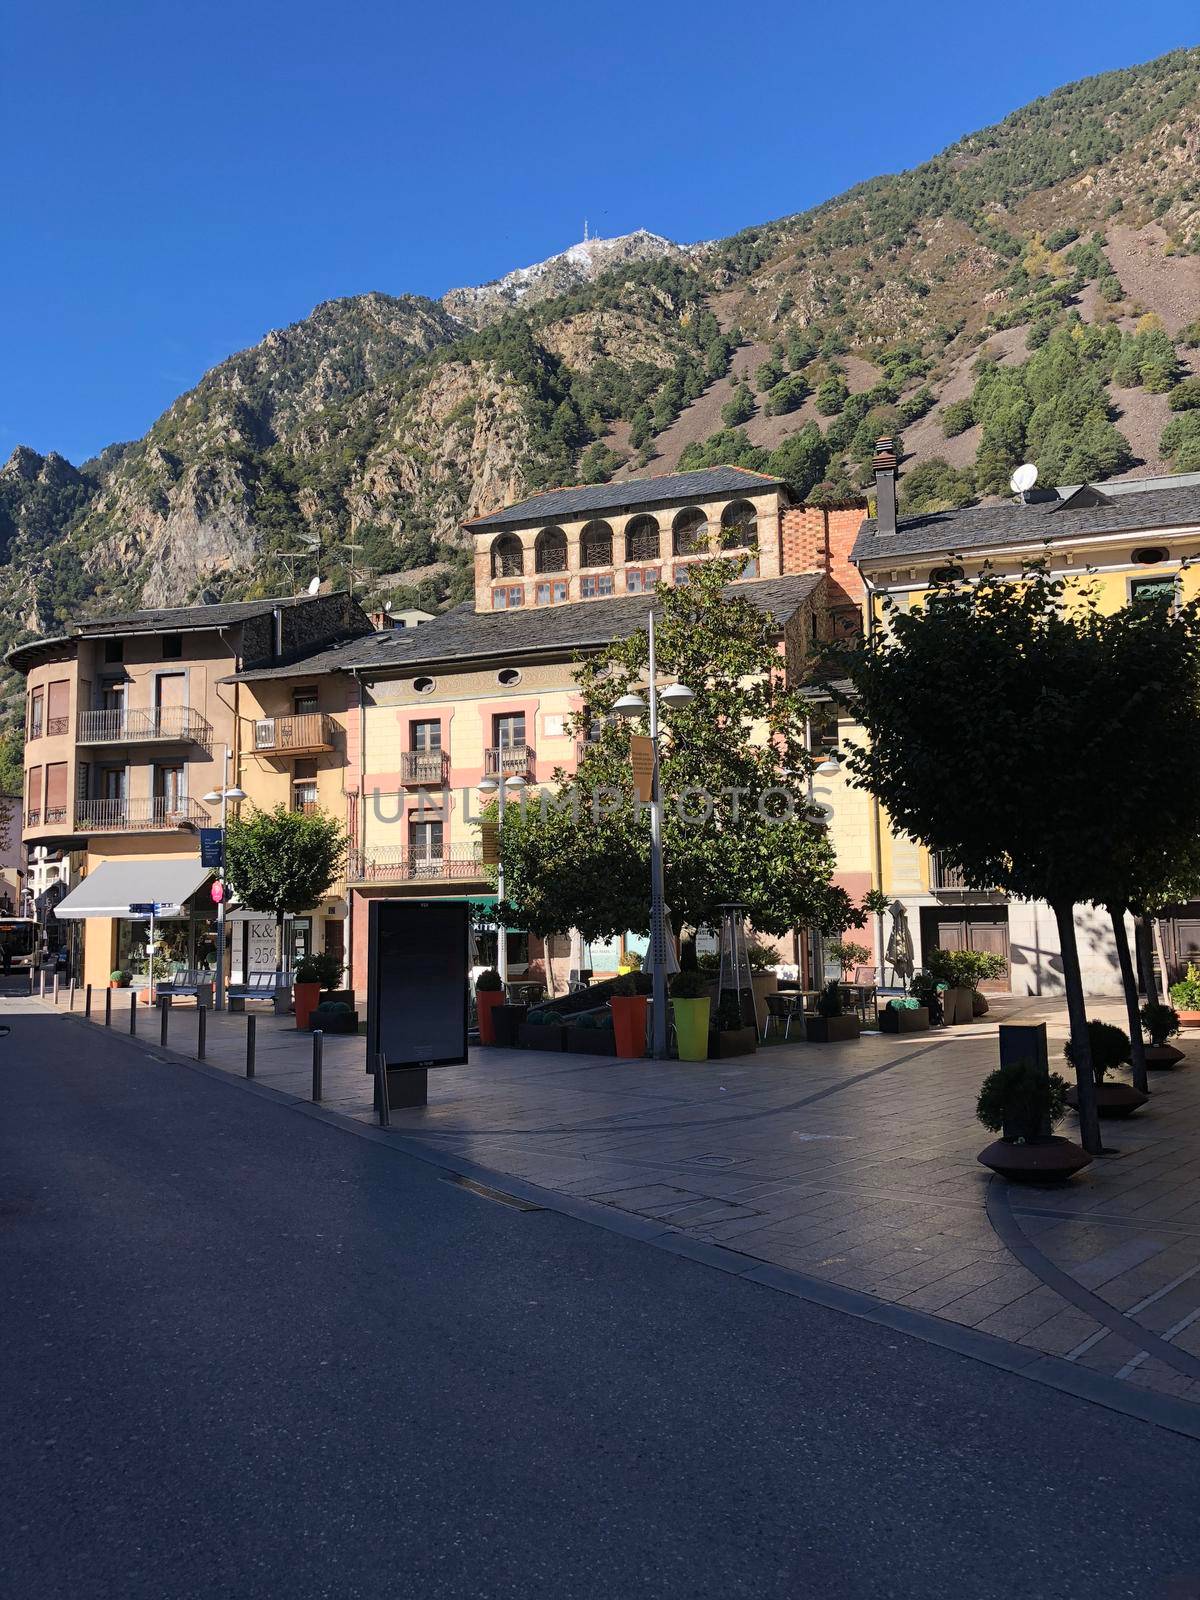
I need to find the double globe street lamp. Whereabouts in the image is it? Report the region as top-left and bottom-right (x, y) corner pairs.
(202, 746), (247, 1011)
(477, 771), (527, 988)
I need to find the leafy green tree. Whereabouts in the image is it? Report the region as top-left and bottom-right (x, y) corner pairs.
(837, 563), (1200, 1155)
(224, 804), (346, 970)
(493, 558), (837, 944)
(720, 384), (756, 427)
(941, 399), (975, 437)
(768, 425), (831, 500)
(900, 458), (976, 513)
(815, 375), (849, 416)
(1168, 377), (1200, 412)
(764, 375), (810, 416)
(678, 428), (769, 475)
(1162, 412), (1200, 472)
(579, 442), (624, 483)
(755, 358), (785, 394)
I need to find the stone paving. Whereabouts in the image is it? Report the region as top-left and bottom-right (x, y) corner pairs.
(42, 985), (1200, 1408)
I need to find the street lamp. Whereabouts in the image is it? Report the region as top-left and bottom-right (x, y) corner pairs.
(203, 746), (247, 1011)
(816, 749), (842, 776)
(615, 610), (694, 1059)
(478, 772), (526, 988)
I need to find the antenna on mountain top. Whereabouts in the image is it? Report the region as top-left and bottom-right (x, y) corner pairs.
(583, 218), (589, 242)
(1010, 462), (1038, 503)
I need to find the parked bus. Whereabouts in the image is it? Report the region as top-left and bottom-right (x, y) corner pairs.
(0, 917), (40, 970)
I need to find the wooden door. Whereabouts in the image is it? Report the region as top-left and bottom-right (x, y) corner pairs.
(920, 907), (1010, 992)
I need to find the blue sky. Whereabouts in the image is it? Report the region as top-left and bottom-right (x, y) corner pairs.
(3, 0), (1196, 465)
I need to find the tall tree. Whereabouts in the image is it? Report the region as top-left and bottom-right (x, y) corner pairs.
(493, 559), (838, 944)
(224, 804), (346, 970)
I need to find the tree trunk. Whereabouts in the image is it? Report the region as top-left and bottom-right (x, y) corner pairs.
(1136, 916), (1161, 1006)
(1110, 906), (1148, 1095)
(1053, 900), (1102, 1155)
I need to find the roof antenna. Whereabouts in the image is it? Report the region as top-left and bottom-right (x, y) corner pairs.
(1010, 463), (1038, 504)
(583, 218), (589, 243)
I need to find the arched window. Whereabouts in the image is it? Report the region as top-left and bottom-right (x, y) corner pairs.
(534, 527), (567, 573)
(580, 520), (613, 569)
(672, 507), (709, 557)
(720, 500), (758, 549)
(491, 534), (524, 579)
(625, 515), (661, 564)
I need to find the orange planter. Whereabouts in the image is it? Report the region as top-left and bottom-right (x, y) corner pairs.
(476, 988), (504, 1044)
(293, 981), (321, 1030)
(610, 994), (648, 1059)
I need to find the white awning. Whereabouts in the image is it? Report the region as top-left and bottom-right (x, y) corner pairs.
(54, 858), (212, 920)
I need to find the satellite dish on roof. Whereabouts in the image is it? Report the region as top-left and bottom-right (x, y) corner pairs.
(306, 575), (321, 596)
(383, 599), (393, 613)
(1010, 463), (1038, 498)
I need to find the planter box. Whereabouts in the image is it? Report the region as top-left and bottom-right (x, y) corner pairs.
(805, 1014), (861, 1043)
(1145, 1043), (1186, 1069)
(566, 1027), (617, 1056)
(610, 993), (648, 1059)
(475, 988), (505, 1044)
(1176, 1009), (1200, 1028)
(309, 1010), (359, 1035)
(977, 1135), (1093, 1181)
(673, 996), (711, 1061)
(749, 971), (778, 1035)
(518, 1022), (570, 1051)
(942, 987), (974, 1026)
(1066, 1081), (1148, 1119)
(492, 1004), (528, 1048)
(708, 1025), (757, 1058)
(880, 1005), (929, 1034)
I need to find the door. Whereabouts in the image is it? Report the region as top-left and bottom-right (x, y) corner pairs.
(409, 818), (443, 863)
(919, 907), (1010, 992)
(155, 764), (186, 818)
(495, 713), (525, 750)
(411, 720), (441, 752)
(155, 673), (186, 736)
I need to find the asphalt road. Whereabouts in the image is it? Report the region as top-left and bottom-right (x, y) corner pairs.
(3, 1000), (1200, 1600)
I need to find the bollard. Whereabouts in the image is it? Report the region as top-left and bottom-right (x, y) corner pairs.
(69, 980), (76, 1012)
(84, 983), (92, 1021)
(40, 969), (45, 1000)
(159, 996), (170, 1048)
(53, 973), (60, 1005)
(245, 1014), (256, 1079)
(129, 991), (137, 1036)
(375, 1051), (390, 1128)
(312, 1029), (323, 1103)
(104, 987), (112, 1027)
(197, 1005), (207, 1061)
(28, 969), (34, 998)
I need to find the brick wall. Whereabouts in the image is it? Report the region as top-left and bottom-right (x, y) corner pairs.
(780, 504), (867, 606)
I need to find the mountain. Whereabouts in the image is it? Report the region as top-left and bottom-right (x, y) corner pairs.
(4, 45), (1200, 697)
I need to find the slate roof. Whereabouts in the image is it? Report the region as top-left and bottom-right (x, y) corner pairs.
(227, 572), (826, 683)
(462, 467), (787, 533)
(70, 592), (334, 636)
(852, 476), (1200, 565)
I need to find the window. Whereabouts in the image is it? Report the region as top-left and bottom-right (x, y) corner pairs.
(534, 527), (567, 573)
(492, 584), (524, 610)
(672, 564), (697, 585)
(409, 818), (444, 860)
(581, 574), (614, 599)
(720, 500), (758, 549)
(535, 579), (568, 605)
(25, 765), (42, 825)
(155, 765), (186, 809)
(46, 681), (70, 737)
(28, 688), (43, 740)
(497, 669), (522, 687)
(741, 556), (759, 579)
(580, 520), (614, 568)
(626, 567), (660, 594)
(104, 640), (123, 664)
(45, 763), (69, 823)
(292, 759), (319, 815)
(293, 688), (318, 715)
(490, 534), (524, 578)
(625, 515), (660, 564)
(411, 720), (441, 752)
(672, 507), (709, 557)
(162, 634), (183, 659)
(413, 676), (436, 694)
(1130, 575), (1177, 606)
(494, 712), (526, 749)
(1132, 546), (1170, 565)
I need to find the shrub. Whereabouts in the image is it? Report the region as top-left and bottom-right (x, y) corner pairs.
(295, 951), (342, 988)
(313, 1000), (352, 1017)
(476, 968), (503, 993)
(1064, 1019), (1130, 1084)
(816, 376), (849, 416)
(815, 980), (843, 1018)
(715, 990), (747, 1030)
(670, 969), (710, 1000)
(976, 1058), (1069, 1135)
(1140, 1001), (1180, 1046)
(621, 950), (643, 971)
(1169, 963), (1200, 1012)
(721, 385), (755, 427)
(927, 948), (1006, 990)
(611, 974), (640, 997)
(909, 970), (942, 1024)
(110, 970), (131, 985)
(1168, 378), (1200, 412)
(575, 1010), (610, 1030)
(764, 375), (810, 416)
(826, 938), (870, 974)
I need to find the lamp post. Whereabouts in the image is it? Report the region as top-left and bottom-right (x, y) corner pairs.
(202, 746), (247, 1011)
(615, 610), (694, 1059)
(477, 772), (527, 988)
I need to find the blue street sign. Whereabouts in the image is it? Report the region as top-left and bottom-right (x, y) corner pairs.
(128, 902), (160, 915)
(199, 828), (224, 869)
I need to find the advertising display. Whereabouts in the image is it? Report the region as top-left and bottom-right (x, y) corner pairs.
(366, 899), (468, 1074)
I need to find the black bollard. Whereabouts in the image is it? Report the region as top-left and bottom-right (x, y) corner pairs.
(197, 1005), (206, 1061)
(245, 1014), (256, 1079)
(84, 983), (92, 1020)
(159, 996), (169, 1048)
(104, 987), (112, 1027)
(129, 991), (137, 1035)
(312, 1030), (323, 1102)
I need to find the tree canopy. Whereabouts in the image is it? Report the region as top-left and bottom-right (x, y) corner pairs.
(224, 804), (346, 956)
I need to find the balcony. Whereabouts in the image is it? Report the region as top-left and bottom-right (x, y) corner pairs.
(253, 712), (336, 756)
(349, 845), (484, 884)
(930, 852), (998, 894)
(75, 797), (211, 833)
(76, 706), (213, 748)
(401, 749), (449, 786)
(484, 743), (535, 779)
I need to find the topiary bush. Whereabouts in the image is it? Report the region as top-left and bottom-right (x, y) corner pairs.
(1064, 1019), (1130, 1084)
(976, 1058), (1069, 1136)
(670, 969), (709, 1000)
(1140, 1001), (1180, 1046)
(476, 969), (503, 993)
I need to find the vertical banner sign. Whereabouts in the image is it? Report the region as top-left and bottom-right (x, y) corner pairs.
(480, 819), (500, 866)
(199, 829), (224, 869)
(629, 735), (655, 805)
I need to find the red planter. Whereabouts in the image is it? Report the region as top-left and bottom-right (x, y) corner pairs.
(293, 981), (321, 1030)
(476, 989), (505, 1044)
(1177, 1010), (1200, 1028)
(610, 994), (648, 1059)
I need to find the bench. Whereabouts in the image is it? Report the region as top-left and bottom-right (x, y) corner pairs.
(228, 971), (293, 1016)
(155, 969), (214, 1007)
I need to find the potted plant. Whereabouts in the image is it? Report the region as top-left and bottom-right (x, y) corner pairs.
(928, 948), (1005, 1025)
(1169, 963), (1200, 1027)
(670, 968), (711, 1061)
(1064, 1019), (1148, 1117)
(805, 980), (861, 1043)
(109, 969), (132, 989)
(617, 949), (644, 976)
(308, 999), (359, 1035)
(880, 997), (929, 1034)
(976, 1056), (1089, 1179)
(707, 988), (757, 1058)
(826, 938), (871, 979)
(518, 1007), (570, 1051)
(566, 1009), (617, 1056)
(1141, 1001), (1185, 1069)
(609, 974), (648, 1059)
(292, 951), (340, 1030)
(474, 968), (505, 1044)
(909, 970), (944, 1027)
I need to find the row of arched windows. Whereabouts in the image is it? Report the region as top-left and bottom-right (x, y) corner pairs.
(489, 501), (759, 579)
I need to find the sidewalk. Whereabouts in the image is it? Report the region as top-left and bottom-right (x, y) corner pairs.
(41, 986), (1200, 1411)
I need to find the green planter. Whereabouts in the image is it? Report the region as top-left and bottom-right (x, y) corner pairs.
(673, 997), (711, 1061)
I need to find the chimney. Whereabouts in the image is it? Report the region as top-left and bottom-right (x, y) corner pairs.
(872, 438), (898, 537)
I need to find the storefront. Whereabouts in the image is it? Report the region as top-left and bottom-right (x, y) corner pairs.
(53, 856), (215, 993)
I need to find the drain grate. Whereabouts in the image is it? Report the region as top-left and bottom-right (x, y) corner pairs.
(443, 1174), (543, 1211)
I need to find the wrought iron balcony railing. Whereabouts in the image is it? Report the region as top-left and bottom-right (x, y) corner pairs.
(252, 712), (336, 755)
(484, 743), (534, 779)
(76, 706), (214, 747)
(930, 852), (994, 892)
(349, 845), (484, 883)
(75, 797), (210, 832)
(400, 750), (449, 786)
